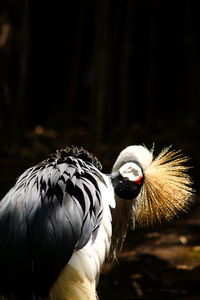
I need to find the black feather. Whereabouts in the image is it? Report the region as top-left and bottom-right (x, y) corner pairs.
(0, 147), (104, 299)
(43, 146), (102, 170)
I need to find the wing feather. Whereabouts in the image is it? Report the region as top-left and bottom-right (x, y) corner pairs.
(0, 155), (105, 299)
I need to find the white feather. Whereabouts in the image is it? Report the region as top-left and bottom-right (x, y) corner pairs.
(112, 145), (153, 172)
(68, 175), (115, 284)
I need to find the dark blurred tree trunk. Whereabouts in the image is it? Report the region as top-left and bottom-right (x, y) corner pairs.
(18, 0), (30, 131)
(0, 0), (29, 148)
(66, 1), (90, 117)
(90, 0), (110, 149)
(0, 18), (11, 145)
(146, 0), (158, 122)
(0, 2), (20, 147)
(184, 1), (200, 123)
(119, 0), (135, 128)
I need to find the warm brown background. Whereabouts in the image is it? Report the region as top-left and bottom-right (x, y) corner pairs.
(0, 1), (200, 299)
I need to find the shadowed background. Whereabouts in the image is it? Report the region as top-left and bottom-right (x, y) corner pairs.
(0, 1), (200, 299)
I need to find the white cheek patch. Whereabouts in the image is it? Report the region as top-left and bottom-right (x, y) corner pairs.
(119, 162), (143, 182)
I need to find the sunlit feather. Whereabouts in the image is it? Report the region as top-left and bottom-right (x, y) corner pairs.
(136, 147), (194, 227)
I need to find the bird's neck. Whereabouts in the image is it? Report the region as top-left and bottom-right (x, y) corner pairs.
(110, 196), (137, 259)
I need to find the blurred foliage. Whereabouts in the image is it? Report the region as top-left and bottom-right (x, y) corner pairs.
(0, 0), (200, 190)
(0, 0), (200, 141)
(1, 0), (199, 190)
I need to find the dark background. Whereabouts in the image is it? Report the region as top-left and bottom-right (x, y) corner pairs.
(0, 1), (200, 299)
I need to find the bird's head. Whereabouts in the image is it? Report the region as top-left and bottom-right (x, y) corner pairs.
(111, 145), (194, 228)
(111, 161), (144, 200)
(111, 146), (152, 201)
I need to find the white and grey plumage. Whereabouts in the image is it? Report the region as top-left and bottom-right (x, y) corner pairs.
(0, 145), (193, 300)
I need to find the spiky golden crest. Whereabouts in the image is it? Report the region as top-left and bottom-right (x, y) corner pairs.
(136, 147), (194, 227)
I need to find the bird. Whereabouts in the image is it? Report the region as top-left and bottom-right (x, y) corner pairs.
(0, 145), (193, 300)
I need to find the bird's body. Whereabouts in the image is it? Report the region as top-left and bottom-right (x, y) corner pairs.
(0, 147), (115, 300)
(0, 145), (193, 300)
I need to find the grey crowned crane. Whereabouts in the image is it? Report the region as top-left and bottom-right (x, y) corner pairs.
(0, 145), (193, 300)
